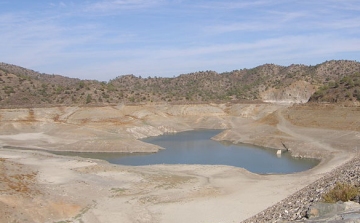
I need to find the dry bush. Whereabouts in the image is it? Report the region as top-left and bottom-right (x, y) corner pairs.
(322, 182), (360, 203)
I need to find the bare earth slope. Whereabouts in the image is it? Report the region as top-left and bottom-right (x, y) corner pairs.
(0, 103), (359, 222)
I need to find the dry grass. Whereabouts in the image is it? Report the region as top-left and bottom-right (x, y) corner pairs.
(149, 174), (194, 189)
(322, 182), (360, 203)
(256, 112), (279, 126)
(286, 106), (360, 131)
(0, 158), (39, 196)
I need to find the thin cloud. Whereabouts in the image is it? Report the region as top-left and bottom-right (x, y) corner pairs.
(57, 33), (360, 78)
(313, 17), (360, 30)
(60, 1), (67, 7)
(87, 0), (164, 11)
(49, 1), (67, 8)
(0, 0), (359, 80)
(203, 7), (311, 35)
(204, 22), (279, 34)
(194, 0), (280, 10)
(327, 0), (360, 11)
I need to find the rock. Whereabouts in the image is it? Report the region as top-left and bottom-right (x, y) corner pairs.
(307, 202), (346, 219)
(341, 211), (360, 221)
(312, 202), (360, 222)
(345, 201), (360, 210)
(304, 201), (360, 222)
(353, 195), (360, 203)
(306, 207), (319, 219)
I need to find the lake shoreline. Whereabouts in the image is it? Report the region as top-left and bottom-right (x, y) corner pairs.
(0, 103), (359, 222)
(0, 145), (353, 222)
(2, 128), (320, 174)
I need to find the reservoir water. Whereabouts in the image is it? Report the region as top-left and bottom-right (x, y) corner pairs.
(55, 129), (319, 174)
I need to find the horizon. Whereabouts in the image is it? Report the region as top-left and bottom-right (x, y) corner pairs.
(1, 59), (359, 82)
(1, 0), (360, 81)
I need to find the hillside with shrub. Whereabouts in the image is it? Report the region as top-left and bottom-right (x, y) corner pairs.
(0, 60), (360, 107)
(309, 72), (360, 103)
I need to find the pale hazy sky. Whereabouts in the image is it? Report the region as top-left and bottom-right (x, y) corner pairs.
(1, 0), (359, 81)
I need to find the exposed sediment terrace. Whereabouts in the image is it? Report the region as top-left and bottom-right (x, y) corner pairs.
(1, 103), (357, 157)
(0, 103), (359, 222)
(0, 103), (282, 153)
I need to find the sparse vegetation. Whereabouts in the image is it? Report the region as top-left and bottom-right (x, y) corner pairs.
(322, 182), (360, 203)
(86, 94), (92, 104)
(310, 72), (360, 103)
(0, 60), (359, 107)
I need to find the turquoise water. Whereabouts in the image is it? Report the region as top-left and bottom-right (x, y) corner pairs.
(54, 129), (319, 174)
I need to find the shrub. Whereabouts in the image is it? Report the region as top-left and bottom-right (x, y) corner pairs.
(86, 94), (92, 104)
(322, 182), (359, 203)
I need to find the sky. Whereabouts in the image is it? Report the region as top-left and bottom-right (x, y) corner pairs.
(0, 0), (359, 81)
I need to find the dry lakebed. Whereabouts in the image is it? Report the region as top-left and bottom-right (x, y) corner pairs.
(0, 103), (359, 223)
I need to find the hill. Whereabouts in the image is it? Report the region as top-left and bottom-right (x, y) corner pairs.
(0, 60), (360, 107)
(309, 72), (360, 103)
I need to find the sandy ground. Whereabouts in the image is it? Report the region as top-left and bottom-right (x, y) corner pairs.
(0, 103), (359, 223)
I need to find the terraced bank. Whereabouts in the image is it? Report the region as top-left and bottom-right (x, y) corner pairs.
(0, 103), (359, 223)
